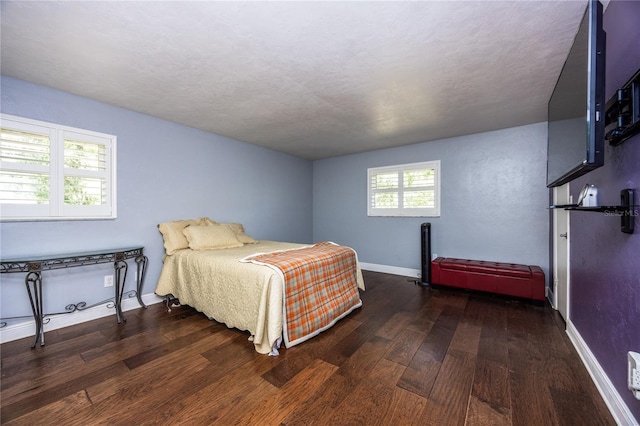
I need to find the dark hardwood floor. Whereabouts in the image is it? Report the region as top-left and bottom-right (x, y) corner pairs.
(1, 271), (615, 425)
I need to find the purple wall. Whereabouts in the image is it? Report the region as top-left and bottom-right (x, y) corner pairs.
(570, 0), (640, 419)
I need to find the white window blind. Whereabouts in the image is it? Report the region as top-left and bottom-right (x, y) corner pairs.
(0, 114), (117, 221)
(368, 160), (440, 217)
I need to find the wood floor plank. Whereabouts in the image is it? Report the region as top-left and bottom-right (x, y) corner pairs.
(379, 386), (429, 426)
(79, 329), (169, 363)
(261, 316), (361, 388)
(457, 291), (488, 323)
(471, 357), (510, 412)
(280, 369), (351, 425)
(260, 349), (314, 388)
(64, 331), (239, 423)
(233, 358), (338, 425)
(405, 299), (441, 334)
(507, 306), (560, 426)
(335, 335), (392, 386)
(397, 305), (460, 397)
(508, 366), (561, 426)
(448, 320), (481, 356)
(1, 352), (88, 402)
(85, 351), (211, 406)
(559, 355), (616, 422)
(0, 331), (106, 390)
(319, 310), (393, 367)
(0, 271), (616, 426)
(89, 358), (242, 424)
(432, 288), (471, 310)
(417, 305), (460, 362)
(419, 349), (476, 426)
(164, 358), (278, 425)
(3, 390), (92, 426)
(122, 321), (226, 370)
(550, 387), (616, 426)
(1, 330), (108, 378)
(96, 312), (155, 342)
(91, 341), (277, 425)
(476, 299), (509, 365)
(282, 335), (392, 424)
(465, 394), (511, 426)
(539, 352), (587, 396)
(1, 361), (130, 423)
(375, 310), (415, 340)
(159, 310), (217, 340)
(395, 345), (441, 397)
(383, 327), (425, 366)
(365, 358), (406, 386)
(325, 377), (395, 425)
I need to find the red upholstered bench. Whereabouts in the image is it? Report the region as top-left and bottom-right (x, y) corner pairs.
(430, 257), (545, 302)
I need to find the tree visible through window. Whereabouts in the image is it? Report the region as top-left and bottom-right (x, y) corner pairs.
(63, 138), (107, 206)
(0, 114), (116, 220)
(368, 160), (440, 217)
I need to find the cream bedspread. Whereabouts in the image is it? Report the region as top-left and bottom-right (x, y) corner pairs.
(155, 241), (365, 354)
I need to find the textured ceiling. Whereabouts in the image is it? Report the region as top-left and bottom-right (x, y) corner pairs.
(1, 1), (594, 160)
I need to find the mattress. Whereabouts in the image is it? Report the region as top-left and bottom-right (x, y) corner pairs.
(155, 241), (364, 354)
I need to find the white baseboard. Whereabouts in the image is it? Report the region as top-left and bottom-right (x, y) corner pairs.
(359, 262), (421, 279)
(566, 320), (639, 426)
(546, 286), (556, 309)
(0, 293), (164, 344)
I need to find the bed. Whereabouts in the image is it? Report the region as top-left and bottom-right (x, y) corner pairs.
(154, 218), (364, 355)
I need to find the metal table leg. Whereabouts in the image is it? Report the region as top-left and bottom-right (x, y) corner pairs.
(24, 271), (44, 348)
(135, 255), (148, 308)
(114, 259), (128, 323)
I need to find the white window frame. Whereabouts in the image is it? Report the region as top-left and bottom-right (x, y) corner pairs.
(367, 160), (440, 217)
(1, 114), (117, 221)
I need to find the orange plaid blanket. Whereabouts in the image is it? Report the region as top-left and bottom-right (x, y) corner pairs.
(244, 242), (362, 348)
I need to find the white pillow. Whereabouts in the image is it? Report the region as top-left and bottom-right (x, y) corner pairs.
(157, 218), (205, 255)
(183, 224), (243, 250)
(225, 223), (258, 244)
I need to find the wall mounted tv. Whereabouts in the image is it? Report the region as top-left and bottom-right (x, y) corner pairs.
(547, 0), (606, 188)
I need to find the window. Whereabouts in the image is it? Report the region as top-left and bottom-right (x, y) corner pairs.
(1, 114), (117, 221)
(368, 160), (440, 217)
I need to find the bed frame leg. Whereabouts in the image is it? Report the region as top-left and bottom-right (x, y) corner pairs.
(164, 294), (180, 312)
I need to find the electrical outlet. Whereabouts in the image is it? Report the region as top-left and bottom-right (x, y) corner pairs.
(629, 351), (640, 400)
(104, 275), (114, 288)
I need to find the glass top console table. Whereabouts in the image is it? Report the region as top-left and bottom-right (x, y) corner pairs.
(1, 246), (148, 348)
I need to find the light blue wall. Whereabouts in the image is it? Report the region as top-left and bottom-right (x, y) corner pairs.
(0, 76), (313, 319)
(313, 123), (550, 280)
(0, 76), (549, 328)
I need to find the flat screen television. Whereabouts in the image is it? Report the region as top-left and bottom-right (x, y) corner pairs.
(546, 0), (606, 188)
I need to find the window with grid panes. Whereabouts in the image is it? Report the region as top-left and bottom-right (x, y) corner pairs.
(0, 114), (116, 221)
(367, 160), (440, 217)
